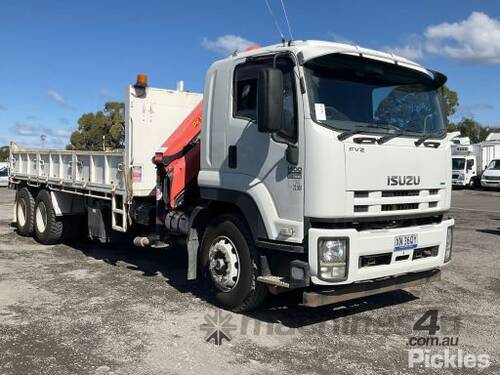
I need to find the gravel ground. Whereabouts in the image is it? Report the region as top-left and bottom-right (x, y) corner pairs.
(0, 187), (499, 374)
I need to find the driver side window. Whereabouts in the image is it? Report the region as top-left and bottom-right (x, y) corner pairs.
(233, 57), (297, 142)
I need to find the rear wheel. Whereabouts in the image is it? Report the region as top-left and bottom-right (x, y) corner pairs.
(34, 190), (64, 245)
(201, 214), (267, 312)
(16, 187), (35, 236)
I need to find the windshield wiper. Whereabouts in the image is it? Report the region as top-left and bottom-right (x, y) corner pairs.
(337, 125), (391, 141)
(377, 131), (404, 144)
(337, 129), (365, 141)
(338, 124), (402, 141)
(414, 130), (446, 146)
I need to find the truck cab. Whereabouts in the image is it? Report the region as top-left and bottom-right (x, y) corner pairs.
(197, 40), (454, 303)
(451, 145), (478, 188)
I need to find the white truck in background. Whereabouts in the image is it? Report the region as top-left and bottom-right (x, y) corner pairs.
(9, 41), (455, 311)
(451, 138), (500, 188)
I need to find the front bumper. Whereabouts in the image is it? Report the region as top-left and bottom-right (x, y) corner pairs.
(308, 218), (454, 286)
(303, 269), (440, 307)
(452, 179), (466, 186)
(481, 179), (500, 188)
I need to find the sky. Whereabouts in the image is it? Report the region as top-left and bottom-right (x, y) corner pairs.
(1, 0), (500, 148)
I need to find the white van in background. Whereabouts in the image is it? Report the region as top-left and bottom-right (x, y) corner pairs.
(0, 163), (9, 187)
(481, 159), (500, 189)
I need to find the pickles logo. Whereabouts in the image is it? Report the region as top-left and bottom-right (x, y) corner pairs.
(200, 310), (237, 346)
(387, 176), (421, 186)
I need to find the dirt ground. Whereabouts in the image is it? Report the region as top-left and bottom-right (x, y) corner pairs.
(0, 187), (499, 374)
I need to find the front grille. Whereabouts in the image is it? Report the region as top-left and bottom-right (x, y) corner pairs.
(351, 188), (443, 216)
(412, 246), (439, 260)
(359, 253), (392, 268)
(354, 191), (370, 198)
(382, 203), (419, 211)
(382, 190), (420, 197)
(485, 175), (500, 181)
(354, 205), (369, 213)
(452, 174), (459, 179)
(308, 214), (443, 231)
(358, 245), (439, 269)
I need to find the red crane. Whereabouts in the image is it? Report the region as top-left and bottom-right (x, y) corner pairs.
(154, 100), (203, 209)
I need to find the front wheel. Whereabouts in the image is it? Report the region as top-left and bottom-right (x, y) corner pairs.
(200, 214), (267, 312)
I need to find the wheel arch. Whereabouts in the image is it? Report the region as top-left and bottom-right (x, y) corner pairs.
(198, 188), (268, 241)
(185, 197), (261, 282)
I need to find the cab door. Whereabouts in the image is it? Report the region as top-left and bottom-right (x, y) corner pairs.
(222, 55), (304, 242)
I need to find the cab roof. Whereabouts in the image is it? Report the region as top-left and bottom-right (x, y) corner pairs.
(222, 40), (431, 76)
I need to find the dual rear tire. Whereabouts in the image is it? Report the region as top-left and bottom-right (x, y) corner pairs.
(34, 190), (64, 245)
(16, 188), (64, 245)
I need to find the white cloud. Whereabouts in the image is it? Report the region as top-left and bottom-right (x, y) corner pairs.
(10, 136), (67, 149)
(202, 34), (256, 55)
(13, 122), (40, 136)
(47, 90), (67, 107)
(386, 44), (424, 61)
(425, 12), (500, 63)
(387, 12), (500, 64)
(328, 32), (355, 45)
(11, 122), (72, 148)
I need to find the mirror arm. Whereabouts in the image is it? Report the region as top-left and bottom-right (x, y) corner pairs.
(286, 144), (299, 165)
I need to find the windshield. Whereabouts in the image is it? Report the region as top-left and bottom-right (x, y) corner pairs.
(487, 160), (500, 170)
(304, 54), (446, 136)
(452, 158), (465, 171)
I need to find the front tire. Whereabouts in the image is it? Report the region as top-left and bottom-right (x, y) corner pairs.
(201, 214), (267, 312)
(16, 187), (35, 236)
(34, 190), (64, 245)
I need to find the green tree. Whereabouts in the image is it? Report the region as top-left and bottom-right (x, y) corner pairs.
(0, 146), (8, 162)
(448, 118), (493, 142)
(438, 85), (459, 119)
(68, 102), (125, 150)
(454, 118), (482, 143)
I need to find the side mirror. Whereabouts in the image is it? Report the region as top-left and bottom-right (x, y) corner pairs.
(257, 68), (283, 133)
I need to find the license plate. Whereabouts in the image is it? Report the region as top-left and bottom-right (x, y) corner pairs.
(394, 234), (418, 251)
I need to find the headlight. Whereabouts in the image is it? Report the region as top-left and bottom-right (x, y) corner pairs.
(445, 226), (453, 263)
(318, 238), (348, 281)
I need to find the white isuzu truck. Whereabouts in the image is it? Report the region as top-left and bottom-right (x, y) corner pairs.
(9, 41), (455, 311)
